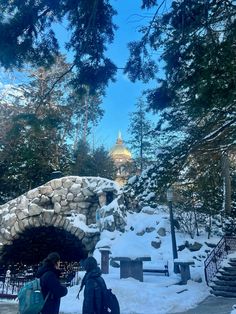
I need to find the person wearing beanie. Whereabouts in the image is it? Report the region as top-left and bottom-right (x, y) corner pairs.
(36, 252), (68, 314)
(78, 256), (107, 314)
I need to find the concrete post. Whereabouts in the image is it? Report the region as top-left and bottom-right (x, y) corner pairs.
(100, 249), (110, 274)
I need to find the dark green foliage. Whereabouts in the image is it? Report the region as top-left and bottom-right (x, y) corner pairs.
(72, 140), (93, 176)
(124, 42), (158, 83)
(0, 56), (106, 204)
(141, 0), (158, 9)
(177, 154), (223, 216)
(73, 140), (116, 180)
(126, 0), (236, 147)
(91, 146), (117, 179)
(0, 112), (72, 204)
(124, 0), (236, 215)
(0, 0), (117, 93)
(128, 98), (155, 171)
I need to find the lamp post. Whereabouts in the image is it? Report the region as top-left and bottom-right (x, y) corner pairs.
(167, 186), (179, 274)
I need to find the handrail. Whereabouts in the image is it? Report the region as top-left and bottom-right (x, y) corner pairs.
(204, 235), (236, 285)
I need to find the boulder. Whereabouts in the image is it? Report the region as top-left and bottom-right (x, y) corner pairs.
(52, 194), (62, 203)
(54, 202), (62, 213)
(136, 230), (145, 236)
(28, 203), (43, 216)
(186, 241), (203, 252)
(151, 240), (161, 249)
(27, 188), (40, 199)
(70, 183), (81, 195)
(38, 186), (53, 196)
(50, 179), (63, 189)
(18, 196), (29, 210)
(67, 193), (74, 201)
(63, 179), (74, 189)
(81, 187), (94, 197)
(146, 227), (155, 233)
(157, 227), (166, 237)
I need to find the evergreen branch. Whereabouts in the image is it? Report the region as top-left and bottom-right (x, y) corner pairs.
(36, 0), (100, 112)
(35, 62), (76, 113)
(142, 0), (166, 42)
(203, 118), (236, 143)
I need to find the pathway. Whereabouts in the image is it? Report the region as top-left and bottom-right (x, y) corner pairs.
(0, 302), (18, 314)
(173, 296), (236, 314)
(0, 302), (72, 314)
(1, 295), (236, 314)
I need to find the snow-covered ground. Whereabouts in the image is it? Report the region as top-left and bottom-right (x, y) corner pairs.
(60, 268), (209, 314)
(60, 207), (214, 314)
(3, 206), (236, 313)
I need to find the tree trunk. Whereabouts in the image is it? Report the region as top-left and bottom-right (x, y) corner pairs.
(221, 151), (231, 215)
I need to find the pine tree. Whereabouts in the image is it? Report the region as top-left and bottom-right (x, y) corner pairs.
(73, 140), (94, 177)
(72, 140), (116, 179)
(0, 0), (117, 94)
(0, 112), (72, 204)
(124, 0), (236, 215)
(0, 56), (106, 203)
(91, 146), (116, 179)
(128, 98), (155, 171)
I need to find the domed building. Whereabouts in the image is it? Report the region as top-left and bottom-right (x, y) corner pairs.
(110, 132), (132, 186)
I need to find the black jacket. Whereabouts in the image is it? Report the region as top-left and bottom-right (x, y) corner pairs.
(81, 267), (107, 314)
(36, 263), (68, 314)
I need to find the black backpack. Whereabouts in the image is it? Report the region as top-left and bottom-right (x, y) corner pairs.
(95, 278), (120, 314)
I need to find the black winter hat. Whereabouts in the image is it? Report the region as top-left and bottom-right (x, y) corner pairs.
(83, 256), (98, 272)
(46, 252), (60, 264)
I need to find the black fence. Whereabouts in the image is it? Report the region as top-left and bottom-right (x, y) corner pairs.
(204, 236), (236, 285)
(0, 262), (81, 299)
(0, 276), (28, 298)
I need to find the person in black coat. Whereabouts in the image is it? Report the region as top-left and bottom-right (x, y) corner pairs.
(36, 252), (68, 314)
(79, 256), (107, 314)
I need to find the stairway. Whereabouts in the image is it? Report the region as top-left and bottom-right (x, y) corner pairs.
(211, 258), (236, 297)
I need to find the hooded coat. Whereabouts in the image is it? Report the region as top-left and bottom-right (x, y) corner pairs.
(80, 257), (107, 314)
(36, 260), (68, 314)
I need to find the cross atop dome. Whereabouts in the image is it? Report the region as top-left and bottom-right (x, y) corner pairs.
(116, 131), (123, 145)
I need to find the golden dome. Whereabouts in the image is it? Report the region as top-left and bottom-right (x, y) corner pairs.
(110, 132), (132, 160)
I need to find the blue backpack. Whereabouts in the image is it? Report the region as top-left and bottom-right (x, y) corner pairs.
(18, 278), (48, 314)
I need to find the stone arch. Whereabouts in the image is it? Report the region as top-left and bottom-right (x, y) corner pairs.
(10, 214), (86, 243)
(1, 226), (88, 265)
(0, 176), (125, 264)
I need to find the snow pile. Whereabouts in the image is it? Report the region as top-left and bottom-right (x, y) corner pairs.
(59, 205), (215, 314)
(232, 307), (236, 314)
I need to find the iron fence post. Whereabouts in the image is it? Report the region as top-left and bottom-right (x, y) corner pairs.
(225, 236), (229, 254)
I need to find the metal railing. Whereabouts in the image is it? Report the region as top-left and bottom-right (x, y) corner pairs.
(0, 276), (28, 299)
(0, 265), (81, 299)
(204, 236), (236, 285)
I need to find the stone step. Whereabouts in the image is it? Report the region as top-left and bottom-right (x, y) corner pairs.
(211, 284), (236, 293)
(222, 266), (236, 271)
(228, 262), (236, 267)
(216, 273), (236, 280)
(211, 289), (236, 298)
(218, 269), (236, 276)
(213, 279), (236, 286)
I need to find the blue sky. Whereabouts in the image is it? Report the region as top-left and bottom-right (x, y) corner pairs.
(0, 1), (166, 154)
(93, 1), (158, 151)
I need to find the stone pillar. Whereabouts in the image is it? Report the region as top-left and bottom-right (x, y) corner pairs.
(120, 260), (143, 282)
(174, 261), (194, 284)
(100, 249), (110, 274)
